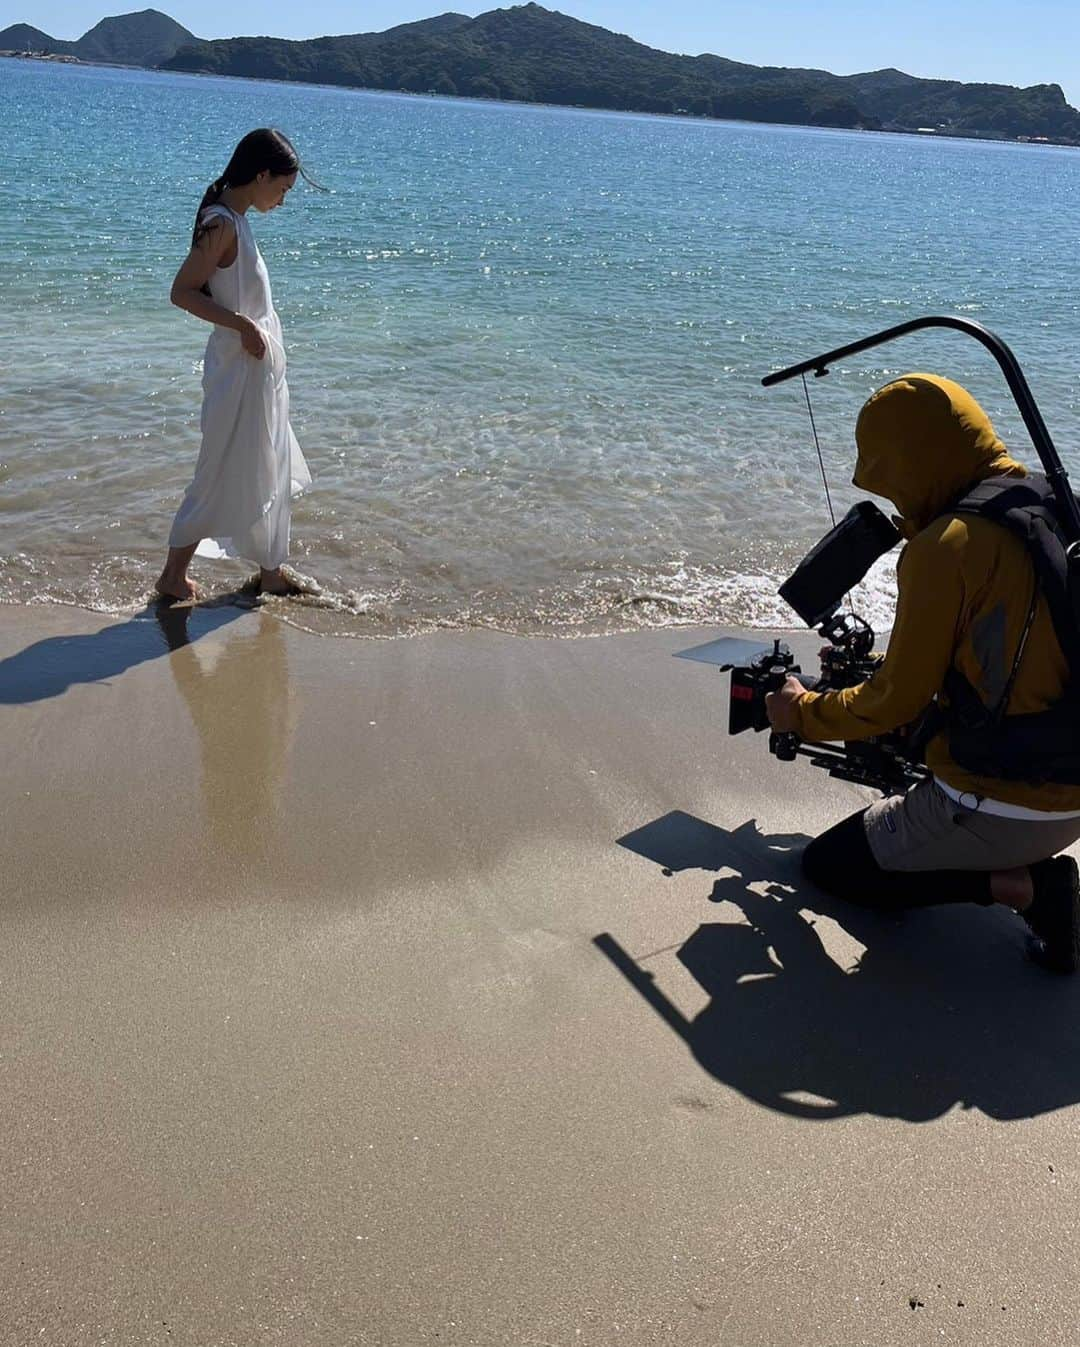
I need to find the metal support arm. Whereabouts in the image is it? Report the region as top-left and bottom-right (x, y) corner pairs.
(761, 315), (1080, 544)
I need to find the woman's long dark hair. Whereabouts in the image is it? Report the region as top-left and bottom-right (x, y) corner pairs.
(191, 127), (316, 249)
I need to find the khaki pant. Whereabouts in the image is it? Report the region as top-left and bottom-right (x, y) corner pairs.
(864, 780), (1080, 872)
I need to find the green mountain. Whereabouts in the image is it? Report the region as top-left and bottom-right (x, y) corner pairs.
(75, 9), (196, 66)
(0, 9), (196, 65)
(0, 22), (72, 50)
(6, 4), (1078, 142)
(844, 69), (1080, 139)
(160, 3), (1080, 141)
(163, 5), (850, 119)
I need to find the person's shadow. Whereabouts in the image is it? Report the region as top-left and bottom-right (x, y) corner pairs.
(596, 811), (1080, 1121)
(0, 597), (253, 704)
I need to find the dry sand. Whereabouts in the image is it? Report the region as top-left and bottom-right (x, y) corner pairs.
(2, 601), (1080, 1346)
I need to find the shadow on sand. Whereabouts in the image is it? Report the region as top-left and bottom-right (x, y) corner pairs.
(0, 597), (254, 704)
(597, 810), (1080, 1122)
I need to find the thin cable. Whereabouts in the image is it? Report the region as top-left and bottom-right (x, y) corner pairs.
(801, 372), (856, 619)
(802, 372), (836, 529)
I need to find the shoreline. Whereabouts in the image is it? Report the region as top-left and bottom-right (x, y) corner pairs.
(14, 52), (1078, 150)
(0, 590), (815, 643)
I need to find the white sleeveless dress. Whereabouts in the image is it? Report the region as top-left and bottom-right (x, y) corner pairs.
(168, 204), (311, 570)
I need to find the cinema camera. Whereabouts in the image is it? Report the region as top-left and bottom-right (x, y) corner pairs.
(679, 314), (1080, 798)
(679, 499), (931, 795)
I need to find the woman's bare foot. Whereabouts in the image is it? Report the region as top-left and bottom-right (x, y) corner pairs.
(156, 544), (202, 602)
(258, 565), (320, 597)
(258, 566), (299, 596)
(154, 574), (202, 602)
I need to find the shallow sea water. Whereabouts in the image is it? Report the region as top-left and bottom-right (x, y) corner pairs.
(5, 58), (1080, 637)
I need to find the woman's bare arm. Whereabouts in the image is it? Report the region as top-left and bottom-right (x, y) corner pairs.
(170, 218), (265, 358)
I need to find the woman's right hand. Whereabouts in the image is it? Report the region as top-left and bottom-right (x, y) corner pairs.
(238, 316), (266, 360)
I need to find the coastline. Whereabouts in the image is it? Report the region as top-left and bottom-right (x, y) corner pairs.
(4, 599), (1080, 1343)
(10, 52), (1077, 150)
(0, 591), (818, 643)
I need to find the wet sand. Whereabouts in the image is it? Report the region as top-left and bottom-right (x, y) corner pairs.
(2, 601), (1080, 1346)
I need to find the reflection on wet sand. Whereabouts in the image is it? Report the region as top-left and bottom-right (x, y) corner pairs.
(156, 605), (297, 870)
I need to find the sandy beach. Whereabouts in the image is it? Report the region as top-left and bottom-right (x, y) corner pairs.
(3, 600), (1080, 1346)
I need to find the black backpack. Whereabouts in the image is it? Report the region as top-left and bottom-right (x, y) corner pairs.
(939, 473), (1080, 784)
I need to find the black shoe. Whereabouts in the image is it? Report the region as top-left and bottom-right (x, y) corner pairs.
(1024, 856), (1080, 974)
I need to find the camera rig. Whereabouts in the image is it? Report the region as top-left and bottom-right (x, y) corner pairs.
(698, 622), (930, 796)
(679, 537), (931, 796)
(679, 315), (1080, 798)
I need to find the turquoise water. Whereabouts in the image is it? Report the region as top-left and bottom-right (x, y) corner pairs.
(5, 57), (1080, 635)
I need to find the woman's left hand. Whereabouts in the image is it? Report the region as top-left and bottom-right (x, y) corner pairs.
(765, 675), (808, 732)
(238, 315), (267, 360)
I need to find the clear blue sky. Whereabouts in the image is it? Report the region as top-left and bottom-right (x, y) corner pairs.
(9, 0), (1080, 104)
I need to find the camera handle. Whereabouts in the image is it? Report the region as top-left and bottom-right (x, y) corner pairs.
(769, 731), (800, 762)
(761, 315), (1080, 548)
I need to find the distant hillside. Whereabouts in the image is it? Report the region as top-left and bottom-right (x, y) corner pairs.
(5, 4), (1079, 143)
(0, 8), (196, 65)
(76, 9), (196, 66)
(162, 5), (858, 123)
(844, 69), (1080, 139)
(161, 3), (1080, 141)
(0, 23), (67, 50)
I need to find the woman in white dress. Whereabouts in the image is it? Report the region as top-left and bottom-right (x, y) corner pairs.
(157, 128), (313, 601)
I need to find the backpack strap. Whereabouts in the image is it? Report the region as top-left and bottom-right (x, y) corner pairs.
(948, 475), (1080, 678)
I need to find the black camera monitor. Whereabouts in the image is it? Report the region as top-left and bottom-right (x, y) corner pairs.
(779, 501), (901, 629)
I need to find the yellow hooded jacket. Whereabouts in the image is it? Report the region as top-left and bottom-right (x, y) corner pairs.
(791, 372), (1080, 811)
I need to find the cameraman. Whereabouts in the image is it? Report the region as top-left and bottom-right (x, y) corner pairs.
(765, 373), (1080, 972)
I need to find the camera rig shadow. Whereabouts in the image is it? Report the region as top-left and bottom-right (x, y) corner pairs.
(596, 811), (1080, 1122)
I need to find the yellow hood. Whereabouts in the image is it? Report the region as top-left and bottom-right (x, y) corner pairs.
(853, 373), (1026, 536)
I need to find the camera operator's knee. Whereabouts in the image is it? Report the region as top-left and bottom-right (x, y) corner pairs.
(801, 809), (876, 899)
(800, 834), (831, 887)
(802, 820), (858, 891)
